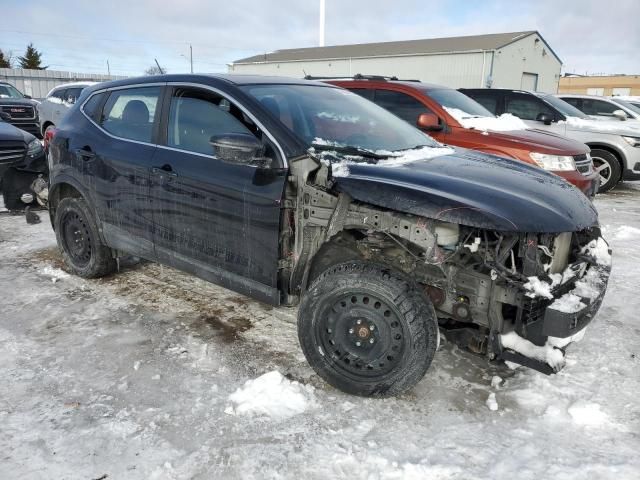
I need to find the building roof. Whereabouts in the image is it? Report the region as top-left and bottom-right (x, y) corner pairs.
(233, 31), (545, 64)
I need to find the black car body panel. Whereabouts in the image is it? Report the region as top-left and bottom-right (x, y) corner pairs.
(334, 148), (598, 233)
(48, 74), (610, 381)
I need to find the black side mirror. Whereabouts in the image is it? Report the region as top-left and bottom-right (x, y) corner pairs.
(209, 133), (269, 167)
(0, 112), (10, 122)
(24, 94), (32, 99)
(536, 113), (553, 125)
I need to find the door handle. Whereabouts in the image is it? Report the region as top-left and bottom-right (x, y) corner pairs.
(75, 147), (96, 161)
(152, 164), (178, 177)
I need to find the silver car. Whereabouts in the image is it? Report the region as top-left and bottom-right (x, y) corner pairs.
(38, 82), (96, 137)
(557, 94), (640, 124)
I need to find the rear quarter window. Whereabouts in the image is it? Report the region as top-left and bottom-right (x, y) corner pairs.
(82, 92), (107, 123)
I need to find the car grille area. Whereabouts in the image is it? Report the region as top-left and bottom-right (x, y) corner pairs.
(0, 141), (26, 165)
(574, 154), (593, 175)
(0, 104), (36, 120)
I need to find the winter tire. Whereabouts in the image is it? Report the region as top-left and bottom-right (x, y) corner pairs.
(298, 262), (438, 397)
(591, 149), (621, 193)
(54, 197), (116, 278)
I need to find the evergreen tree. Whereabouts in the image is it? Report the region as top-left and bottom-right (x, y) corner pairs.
(0, 49), (11, 68)
(18, 44), (47, 70)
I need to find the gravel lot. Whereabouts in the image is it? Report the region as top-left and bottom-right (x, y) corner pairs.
(1, 186), (639, 480)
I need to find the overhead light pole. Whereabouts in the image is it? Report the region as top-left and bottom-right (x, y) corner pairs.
(319, 0), (325, 47)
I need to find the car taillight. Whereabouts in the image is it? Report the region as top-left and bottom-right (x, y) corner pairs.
(43, 127), (58, 150)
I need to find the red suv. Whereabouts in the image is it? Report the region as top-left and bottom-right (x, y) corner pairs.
(326, 76), (599, 196)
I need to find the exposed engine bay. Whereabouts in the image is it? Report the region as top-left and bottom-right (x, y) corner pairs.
(282, 156), (611, 374)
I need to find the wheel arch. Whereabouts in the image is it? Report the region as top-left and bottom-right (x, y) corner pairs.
(48, 177), (104, 242)
(586, 142), (626, 170)
(41, 121), (55, 136)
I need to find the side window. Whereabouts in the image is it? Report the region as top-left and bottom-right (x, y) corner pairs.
(561, 97), (581, 109)
(101, 87), (161, 143)
(349, 88), (375, 101)
(49, 89), (66, 102)
(167, 87), (267, 158)
(505, 94), (553, 121)
(64, 87), (83, 105)
(471, 94), (498, 114)
(82, 92), (107, 122)
(580, 99), (619, 116)
(374, 90), (433, 125)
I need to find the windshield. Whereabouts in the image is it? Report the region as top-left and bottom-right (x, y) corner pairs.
(539, 94), (589, 119)
(427, 88), (494, 118)
(241, 84), (439, 152)
(614, 99), (640, 116)
(0, 84), (25, 99)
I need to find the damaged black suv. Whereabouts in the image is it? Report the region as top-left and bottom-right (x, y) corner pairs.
(47, 75), (611, 396)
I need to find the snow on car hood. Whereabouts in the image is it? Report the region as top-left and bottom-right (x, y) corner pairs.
(560, 116), (640, 135)
(445, 107), (529, 132)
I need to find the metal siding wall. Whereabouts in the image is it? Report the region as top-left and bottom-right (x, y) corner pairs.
(490, 36), (562, 93)
(230, 52), (487, 88)
(0, 68), (127, 99)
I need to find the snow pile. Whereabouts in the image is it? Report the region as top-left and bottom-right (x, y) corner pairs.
(445, 107), (528, 132)
(500, 331), (565, 370)
(523, 276), (558, 299)
(225, 371), (317, 419)
(548, 293), (586, 314)
(567, 401), (609, 426)
(486, 392), (499, 411)
(40, 265), (70, 283)
(581, 237), (612, 266)
(613, 225), (640, 241)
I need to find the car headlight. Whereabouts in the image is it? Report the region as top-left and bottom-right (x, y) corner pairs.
(622, 136), (640, 148)
(529, 152), (576, 171)
(26, 138), (44, 158)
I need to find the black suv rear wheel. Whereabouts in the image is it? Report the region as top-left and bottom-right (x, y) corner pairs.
(54, 197), (116, 278)
(298, 262), (438, 397)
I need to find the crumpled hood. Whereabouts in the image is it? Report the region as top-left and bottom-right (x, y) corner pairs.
(332, 147), (598, 233)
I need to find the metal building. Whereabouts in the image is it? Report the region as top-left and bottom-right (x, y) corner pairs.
(229, 31), (562, 93)
(0, 68), (126, 100)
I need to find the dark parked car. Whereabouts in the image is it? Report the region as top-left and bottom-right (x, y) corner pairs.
(0, 82), (42, 138)
(47, 75), (610, 396)
(0, 113), (46, 210)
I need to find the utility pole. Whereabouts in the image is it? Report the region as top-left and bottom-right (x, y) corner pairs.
(154, 58), (165, 74)
(189, 44), (193, 74)
(106, 59), (110, 76)
(319, 0), (325, 47)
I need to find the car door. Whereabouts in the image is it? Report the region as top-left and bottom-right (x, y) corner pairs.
(78, 85), (163, 258)
(151, 84), (287, 304)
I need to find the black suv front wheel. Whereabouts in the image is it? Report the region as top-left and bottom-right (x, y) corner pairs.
(298, 262), (438, 397)
(54, 197), (116, 278)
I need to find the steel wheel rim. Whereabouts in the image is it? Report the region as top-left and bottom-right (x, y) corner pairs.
(61, 211), (92, 267)
(592, 156), (612, 186)
(316, 293), (406, 379)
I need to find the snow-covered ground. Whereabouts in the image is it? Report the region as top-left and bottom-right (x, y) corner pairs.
(1, 186), (639, 480)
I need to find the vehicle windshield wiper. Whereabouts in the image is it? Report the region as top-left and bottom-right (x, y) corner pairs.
(310, 143), (389, 160)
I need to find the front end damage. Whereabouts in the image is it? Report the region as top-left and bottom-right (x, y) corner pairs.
(284, 154), (611, 376)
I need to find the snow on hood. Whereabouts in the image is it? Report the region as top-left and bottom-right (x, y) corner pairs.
(560, 116), (640, 134)
(444, 107), (529, 132)
(311, 141), (456, 178)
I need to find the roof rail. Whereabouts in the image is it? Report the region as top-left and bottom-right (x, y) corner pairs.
(303, 73), (421, 82)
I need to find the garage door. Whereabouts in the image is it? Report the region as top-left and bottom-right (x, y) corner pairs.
(521, 73), (538, 91)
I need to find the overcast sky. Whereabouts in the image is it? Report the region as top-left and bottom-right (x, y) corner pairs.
(2, 0), (639, 77)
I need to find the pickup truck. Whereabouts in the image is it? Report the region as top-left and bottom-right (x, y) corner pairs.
(47, 75), (611, 396)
